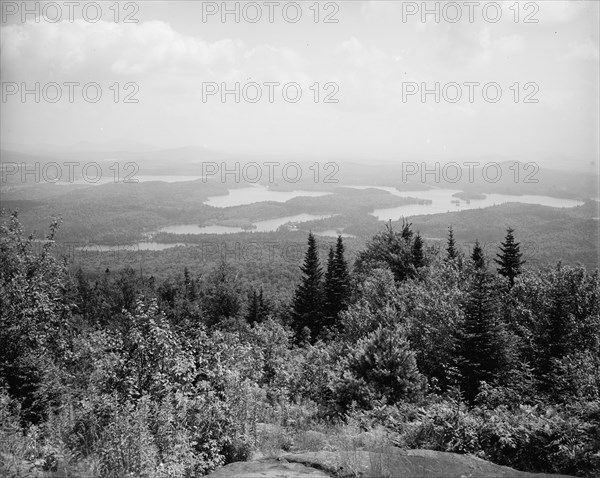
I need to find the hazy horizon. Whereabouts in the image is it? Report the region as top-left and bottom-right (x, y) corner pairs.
(1, 0), (599, 170)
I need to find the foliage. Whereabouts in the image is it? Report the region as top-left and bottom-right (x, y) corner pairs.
(291, 232), (325, 343)
(323, 236), (351, 333)
(495, 227), (525, 286)
(336, 324), (425, 411)
(1, 214), (599, 477)
(354, 220), (424, 282)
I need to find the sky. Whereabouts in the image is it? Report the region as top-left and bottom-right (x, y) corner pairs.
(0, 0), (598, 166)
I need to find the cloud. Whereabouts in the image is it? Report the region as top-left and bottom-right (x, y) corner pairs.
(539, 0), (587, 24)
(495, 34), (524, 54)
(561, 39), (600, 62)
(0, 17), (319, 109)
(337, 36), (387, 69)
(1, 20), (243, 80)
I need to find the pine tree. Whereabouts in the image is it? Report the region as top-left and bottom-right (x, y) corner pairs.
(495, 228), (525, 286)
(291, 232), (324, 343)
(342, 324), (425, 408)
(471, 239), (485, 269)
(412, 232), (425, 269)
(446, 226), (458, 261)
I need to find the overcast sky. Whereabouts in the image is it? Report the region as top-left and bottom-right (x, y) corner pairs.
(1, 0), (598, 165)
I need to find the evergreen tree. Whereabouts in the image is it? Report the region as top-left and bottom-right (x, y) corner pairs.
(246, 289), (260, 324)
(495, 228), (525, 286)
(459, 270), (505, 402)
(412, 232), (425, 269)
(203, 259), (242, 327)
(333, 235), (351, 310)
(471, 239), (485, 269)
(323, 236), (351, 334)
(246, 288), (269, 325)
(339, 324), (425, 409)
(401, 218), (414, 241)
(258, 289), (266, 318)
(184, 266), (191, 288)
(446, 226), (458, 261)
(291, 233), (324, 343)
(183, 266), (197, 300)
(324, 247), (336, 326)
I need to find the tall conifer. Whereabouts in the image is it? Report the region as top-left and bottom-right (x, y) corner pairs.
(291, 233), (324, 342)
(495, 228), (525, 286)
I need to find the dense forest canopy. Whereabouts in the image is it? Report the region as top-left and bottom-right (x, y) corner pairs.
(1, 210), (599, 477)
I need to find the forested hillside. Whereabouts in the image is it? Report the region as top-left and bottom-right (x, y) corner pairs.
(1, 211), (598, 477)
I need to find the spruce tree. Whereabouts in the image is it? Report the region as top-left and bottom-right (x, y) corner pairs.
(246, 288), (268, 324)
(291, 232), (324, 343)
(258, 289), (266, 318)
(446, 226), (458, 261)
(412, 232), (425, 269)
(246, 289), (260, 324)
(495, 228), (525, 286)
(459, 270), (504, 402)
(334, 235), (350, 302)
(323, 236), (351, 334)
(183, 266), (197, 300)
(471, 239), (485, 269)
(324, 247), (337, 329)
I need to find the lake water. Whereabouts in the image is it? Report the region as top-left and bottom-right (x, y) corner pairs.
(75, 242), (187, 252)
(369, 188), (584, 220)
(205, 185), (331, 207)
(159, 224), (245, 234)
(314, 229), (356, 238)
(55, 175), (207, 186)
(72, 185), (585, 250)
(157, 214), (334, 235)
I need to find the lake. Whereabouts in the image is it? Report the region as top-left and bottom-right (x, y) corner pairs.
(75, 242), (188, 252)
(369, 188), (584, 221)
(157, 214), (334, 235)
(205, 185), (331, 207)
(55, 175), (207, 186)
(72, 186), (585, 250)
(314, 229), (356, 238)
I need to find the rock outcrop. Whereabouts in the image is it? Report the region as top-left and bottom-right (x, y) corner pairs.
(206, 449), (579, 478)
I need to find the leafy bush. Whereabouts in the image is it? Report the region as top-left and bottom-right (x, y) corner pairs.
(395, 396), (600, 477)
